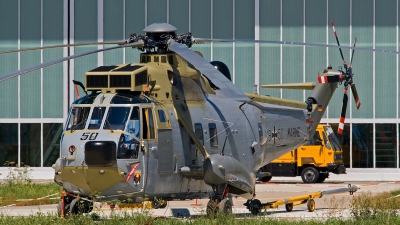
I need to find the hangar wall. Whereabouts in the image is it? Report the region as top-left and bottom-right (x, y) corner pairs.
(0, 0), (398, 169)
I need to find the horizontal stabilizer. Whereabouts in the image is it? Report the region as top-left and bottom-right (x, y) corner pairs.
(260, 82), (316, 90)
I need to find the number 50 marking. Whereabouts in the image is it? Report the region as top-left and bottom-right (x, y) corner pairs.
(80, 132), (99, 140)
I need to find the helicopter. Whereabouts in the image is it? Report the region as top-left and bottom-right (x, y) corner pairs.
(0, 21), (377, 216)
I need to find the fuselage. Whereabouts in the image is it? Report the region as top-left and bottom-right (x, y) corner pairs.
(53, 52), (317, 202)
(55, 90), (308, 202)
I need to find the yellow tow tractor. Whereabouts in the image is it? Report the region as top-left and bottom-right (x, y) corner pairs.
(244, 184), (358, 215)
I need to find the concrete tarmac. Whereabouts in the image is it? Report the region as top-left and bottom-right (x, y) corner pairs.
(1, 180), (399, 220)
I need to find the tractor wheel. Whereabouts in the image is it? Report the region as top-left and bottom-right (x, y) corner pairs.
(301, 167), (319, 183)
(152, 199), (167, 209)
(317, 173), (328, 183)
(307, 199), (316, 212)
(285, 203), (293, 212)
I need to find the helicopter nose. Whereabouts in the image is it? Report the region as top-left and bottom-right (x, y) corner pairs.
(85, 141), (116, 167)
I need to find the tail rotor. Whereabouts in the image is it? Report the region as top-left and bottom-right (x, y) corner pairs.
(318, 20), (361, 134)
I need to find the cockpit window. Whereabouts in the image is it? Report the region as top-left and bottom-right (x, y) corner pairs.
(103, 107), (131, 130)
(110, 93), (151, 104)
(88, 107), (106, 129)
(66, 107), (91, 131)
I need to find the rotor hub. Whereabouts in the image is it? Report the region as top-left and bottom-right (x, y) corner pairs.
(127, 23), (193, 53)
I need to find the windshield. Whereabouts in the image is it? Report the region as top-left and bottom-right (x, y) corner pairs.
(66, 106), (91, 131)
(103, 107), (131, 131)
(324, 126), (341, 151)
(88, 107), (106, 129)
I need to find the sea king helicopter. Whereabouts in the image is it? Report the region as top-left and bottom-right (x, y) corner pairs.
(0, 21), (384, 216)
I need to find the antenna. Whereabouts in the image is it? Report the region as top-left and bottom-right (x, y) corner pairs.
(220, 134), (229, 156)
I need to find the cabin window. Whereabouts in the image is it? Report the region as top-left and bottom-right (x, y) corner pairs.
(142, 108), (155, 139)
(158, 110), (167, 123)
(66, 106), (90, 131)
(103, 107), (130, 130)
(194, 123), (204, 145)
(88, 107), (106, 129)
(208, 123), (218, 147)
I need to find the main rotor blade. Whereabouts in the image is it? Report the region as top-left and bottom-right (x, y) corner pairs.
(338, 87), (349, 135)
(0, 41), (143, 83)
(330, 20), (348, 70)
(193, 38), (400, 55)
(168, 40), (249, 101)
(0, 40), (127, 55)
(350, 84), (361, 110)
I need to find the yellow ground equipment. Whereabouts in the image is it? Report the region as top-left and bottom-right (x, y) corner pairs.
(258, 124), (346, 183)
(244, 184), (358, 215)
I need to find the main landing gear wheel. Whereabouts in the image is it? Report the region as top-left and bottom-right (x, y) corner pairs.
(307, 199), (316, 212)
(206, 199), (233, 216)
(218, 199), (233, 215)
(301, 167), (319, 183)
(206, 199), (219, 216)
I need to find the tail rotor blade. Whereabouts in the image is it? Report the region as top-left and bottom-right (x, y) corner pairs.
(330, 20), (348, 70)
(350, 84), (361, 109)
(349, 37), (357, 68)
(338, 87), (349, 134)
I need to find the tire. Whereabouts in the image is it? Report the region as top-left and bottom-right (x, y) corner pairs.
(259, 176), (272, 182)
(317, 173), (327, 183)
(218, 199), (233, 215)
(152, 199), (167, 209)
(69, 198), (79, 215)
(307, 199), (316, 212)
(249, 199), (262, 216)
(69, 198), (93, 215)
(285, 203), (293, 212)
(206, 200), (218, 217)
(57, 201), (63, 217)
(301, 167), (319, 183)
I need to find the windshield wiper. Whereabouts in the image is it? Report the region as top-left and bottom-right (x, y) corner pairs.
(105, 118), (114, 133)
(71, 119), (87, 133)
